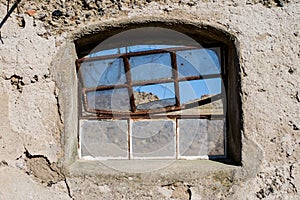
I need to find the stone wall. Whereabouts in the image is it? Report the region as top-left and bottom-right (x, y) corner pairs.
(0, 0), (299, 199)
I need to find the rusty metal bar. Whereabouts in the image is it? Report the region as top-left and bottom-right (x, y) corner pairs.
(79, 114), (225, 120)
(123, 56), (136, 113)
(77, 45), (223, 65)
(171, 52), (180, 107)
(131, 78), (174, 86)
(76, 46), (200, 64)
(84, 104), (182, 115)
(83, 78), (174, 92)
(82, 92), (223, 116)
(84, 84), (128, 92)
(81, 74), (221, 93)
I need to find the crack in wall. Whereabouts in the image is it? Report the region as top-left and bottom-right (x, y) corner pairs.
(64, 178), (74, 199)
(24, 148), (64, 186)
(24, 148), (74, 199)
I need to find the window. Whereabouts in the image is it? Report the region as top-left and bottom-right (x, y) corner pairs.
(73, 26), (241, 164)
(77, 44), (226, 160)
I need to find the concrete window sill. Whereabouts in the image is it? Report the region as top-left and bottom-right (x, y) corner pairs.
(68, 159), (240, 178)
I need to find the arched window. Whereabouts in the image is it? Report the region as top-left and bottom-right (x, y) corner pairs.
(75, 26), (241, 163)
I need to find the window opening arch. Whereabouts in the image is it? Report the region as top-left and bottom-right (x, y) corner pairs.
(75, 25), (241, 163)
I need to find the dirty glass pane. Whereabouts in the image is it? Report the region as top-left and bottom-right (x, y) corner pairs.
(86, 88), (130, 111)
(132, 120), (175, 158)
(153, 98), (224, 116)
(80, 120), (128, 158)
(197, 98), (224, 115)
(129, 53), (172, 82)
(207, 119), (225, 156)
(133, 83), (176, 110)
(179, 119), (225, 157)
(179, 78), (222, 104)
(177, 48), (221, 78)
(179, 119), (208, 156)
(80, 58), (126, 88)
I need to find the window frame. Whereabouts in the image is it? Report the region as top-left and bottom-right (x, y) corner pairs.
(76, 44), (226, 119)
(76, 43), (227, 160)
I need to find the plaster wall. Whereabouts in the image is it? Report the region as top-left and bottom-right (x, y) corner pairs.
(0, 0), (299, 199)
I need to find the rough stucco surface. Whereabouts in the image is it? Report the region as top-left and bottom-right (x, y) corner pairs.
(0, 0), (299, 199)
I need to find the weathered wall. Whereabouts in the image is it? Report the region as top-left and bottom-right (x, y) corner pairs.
(0, 0), (299, 199)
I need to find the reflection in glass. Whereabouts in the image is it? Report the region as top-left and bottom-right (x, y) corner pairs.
(80, 120), (128, 158)
(86, 88), (130, 111)
(129, 53), (172, 82)
(207, 120), (225, 156)
(179, 119), (207, 156)
(132, 120), (175, 158)
(80, 58), (125, 88)
(178, 119), (225, 157)
(179, 78), (221, 104)
(177, 48), (221, 78)
(133, 83), (176, 110)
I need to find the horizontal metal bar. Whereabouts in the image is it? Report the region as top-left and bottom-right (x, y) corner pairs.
(83, 84), (129, 92)
(81, 74), (221, 92)
(79, 114), (225, 120)
(85, 105), (182, 115)
(76, 46), (200, 64)
(82, 78), (174, 92)
(82, 92), (224, 116)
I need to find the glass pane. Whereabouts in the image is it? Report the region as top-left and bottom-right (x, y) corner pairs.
(80, 120), (128, 158)
(80, 58), (126, 88)
(177, 48), (221, 78)
(179, 78), (222, 104)
(133, 83), (176, 110)
(207, 119), (225, 156)
(179, 119), (208, 156)
(178, 119), (225, 157)
(86, 88), (130, 111)
(153, 98), (224, 116)
(132, 120), (175, 158)
(129, 53), (172, 82)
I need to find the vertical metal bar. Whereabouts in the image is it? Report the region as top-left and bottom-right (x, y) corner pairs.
(123, 56), (137, 112)
(171, 52), (180, 107)
(128, 118), (132, 160)
(175, 118), (179, 159)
